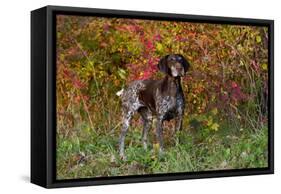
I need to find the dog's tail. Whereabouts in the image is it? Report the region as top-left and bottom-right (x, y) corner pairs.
(116, 89), (124, 97)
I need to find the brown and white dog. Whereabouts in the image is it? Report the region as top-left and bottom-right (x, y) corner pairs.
(117, 54), (190, 159)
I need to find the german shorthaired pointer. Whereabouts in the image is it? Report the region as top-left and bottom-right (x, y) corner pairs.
(117, 54), (190, 159)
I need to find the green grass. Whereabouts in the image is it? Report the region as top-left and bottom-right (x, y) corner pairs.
(56, 119), (268, 180)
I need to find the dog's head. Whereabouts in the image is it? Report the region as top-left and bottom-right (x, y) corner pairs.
(158, 54), (190, 77)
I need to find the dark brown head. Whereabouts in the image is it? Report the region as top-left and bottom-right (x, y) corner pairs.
(157, 54), (190, 77)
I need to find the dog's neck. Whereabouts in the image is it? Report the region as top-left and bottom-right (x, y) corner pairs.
(165, 75), (181, 85)
(161, 75), (182, 95)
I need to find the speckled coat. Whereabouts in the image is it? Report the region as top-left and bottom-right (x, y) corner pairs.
(118, 54), (190, 159)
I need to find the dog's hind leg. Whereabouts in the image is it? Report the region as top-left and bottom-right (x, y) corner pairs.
(138, 107), (152, 150)
(119, 108), (133, 160)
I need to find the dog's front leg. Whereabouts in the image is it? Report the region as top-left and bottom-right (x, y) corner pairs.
(142, 119), (151, 150)
(175, 115), (183, 132)
(119, 110), (133, 160)
(175, 97), (184, 132)
(156, 117), (164, 154)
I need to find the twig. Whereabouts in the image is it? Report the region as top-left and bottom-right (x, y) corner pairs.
(77, 89), (94, 130)
(72, 38), (100, 95)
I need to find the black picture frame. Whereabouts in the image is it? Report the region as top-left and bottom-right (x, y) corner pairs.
(31, 5), (274, 188)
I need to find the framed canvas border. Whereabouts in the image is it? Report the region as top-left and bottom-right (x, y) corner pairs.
(31, 5), (274, 188)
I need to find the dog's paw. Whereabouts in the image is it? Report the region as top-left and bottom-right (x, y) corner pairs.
(119, 153), (127, 161)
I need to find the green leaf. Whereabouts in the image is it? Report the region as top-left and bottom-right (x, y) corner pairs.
(207, 116), (213, 126)
(261, 63), (268, 71)
(118, 68), (127, 80)
(210, 123), (219, 131)
(156, 42), (163, 52)
(256, 35), (262, 43)
(211, 108), (218, 115)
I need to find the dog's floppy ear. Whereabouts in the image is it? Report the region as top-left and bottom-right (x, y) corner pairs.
(178, 54), (190, 73)
(158, 55), (169, 74)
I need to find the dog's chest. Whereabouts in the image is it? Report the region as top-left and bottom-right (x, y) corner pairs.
(155, 90), (184, 120)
